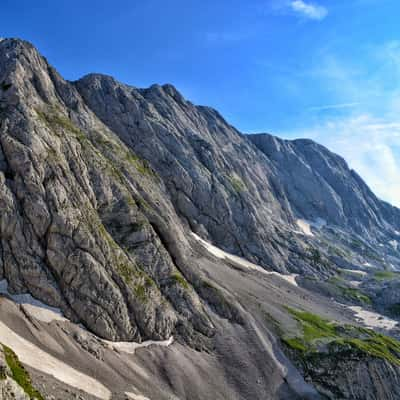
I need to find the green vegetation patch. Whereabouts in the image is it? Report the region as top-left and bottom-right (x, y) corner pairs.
(124, 151), (157, 178)
(374, 271), (400, 281)
(341, 287), (371, 304)
(3, 345), (44, 399)
(282, 308), (400, 366)
(134, 274), (155, 302)
(170, 273), (190, 290)
(328, 275), (371, 304)
(36, 109), (86, 141)
(228, 175), (246, 193)
(328, 245), (350, 258)
(116, 262), (135, 284)
(285, 308), (336, 343)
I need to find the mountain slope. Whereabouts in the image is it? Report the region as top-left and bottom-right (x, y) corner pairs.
(74, 74), (400, 275)
(249, 133), (400, 241)
(0, 38), (214, 343)
(75, 73), (305, 273)
(1, 38), (400, 400)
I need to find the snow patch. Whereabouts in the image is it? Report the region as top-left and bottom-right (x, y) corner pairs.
(0, 321), (111, 399)
(270, 272), (299, 286)
(349, 306), (398, 330)
(342, 269), (367, 277)
(0, 280), (66, 323)
(191, 233), (298, 287)
(296, 220), (314, 237)
(363, 262), (371, 267)
(103, 336), (174, 354)
(125, 393), (151, 400)
(0, 279), (174, 354)
(362, 262), (374, 269)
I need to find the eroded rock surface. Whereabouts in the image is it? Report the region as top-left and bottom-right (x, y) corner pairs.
(1, 38), (400, 400)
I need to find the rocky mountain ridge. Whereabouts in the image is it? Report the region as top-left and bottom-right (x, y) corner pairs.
(1, 38), (400, 399)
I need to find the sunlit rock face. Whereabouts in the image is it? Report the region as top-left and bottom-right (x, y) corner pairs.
(1, 38), (400, 400)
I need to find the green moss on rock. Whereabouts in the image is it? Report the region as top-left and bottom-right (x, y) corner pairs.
(36, 109), (86, 141)
(328, 276), (371, 304)
(116, 262), (135, 284)
(124, 151), (158, 178)
(282, 308), (400, 366)
(228, 175), (246, 193)
(3, 345), (44, 400)
(170, 273), (190, 290)
(374, 271), (400, 281)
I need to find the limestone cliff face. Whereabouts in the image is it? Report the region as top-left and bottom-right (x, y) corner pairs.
(2, 38), (400, 400)
(75, 76), (400, 274)
(74, 74), (305, 273)
(294, 349), (400, 400)
(249, 133), (400, 242)
(0, 38), (213, 342)
(1, 39), (400, 343)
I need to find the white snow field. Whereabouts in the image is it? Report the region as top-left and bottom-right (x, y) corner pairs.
(191, 232), (299, 287)
(349, 306), (398, 330)
(296, 219), (314, 237)
(0, 279), (66, 323)
(0, 320), (112, 399)
(125, 393), (151, 400)
(103, 336), (174, 354)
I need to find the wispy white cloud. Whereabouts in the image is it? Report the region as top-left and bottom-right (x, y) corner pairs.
(281, 42), (400, 207)
(290, 0), (328, 20)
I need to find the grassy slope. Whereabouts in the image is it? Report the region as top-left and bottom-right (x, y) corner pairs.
(282, 308), (400, 366)
(3, 344), (44, 400)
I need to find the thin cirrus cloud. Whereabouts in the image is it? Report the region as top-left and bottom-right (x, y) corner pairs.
(288, 115), (400, 208)
(282, 43), (400, 207)
(290, 0), (328, 20)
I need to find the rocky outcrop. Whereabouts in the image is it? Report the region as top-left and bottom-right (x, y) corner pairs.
(1, 38), (400, 347)
(2, 37), (400, 400)
(74, 74), (312, 274)
(0, 38), (213, 343)
(295, 348), (400, 400)
(249, 133), (400, 251)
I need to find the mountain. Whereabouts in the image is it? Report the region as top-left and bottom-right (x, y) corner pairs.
(1, 38), (400, 400)
(249, 133), (400, 240)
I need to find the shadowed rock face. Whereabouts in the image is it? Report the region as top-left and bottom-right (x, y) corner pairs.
(74, 74), (306, 273)
(294, 349), (400, 400)
(74, 75), (400, 272)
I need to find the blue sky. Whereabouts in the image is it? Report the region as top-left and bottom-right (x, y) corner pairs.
(2, 0), (400, 206)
